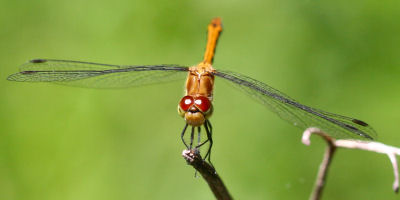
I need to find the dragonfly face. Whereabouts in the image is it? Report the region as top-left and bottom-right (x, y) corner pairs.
(178, 95), (213, 126)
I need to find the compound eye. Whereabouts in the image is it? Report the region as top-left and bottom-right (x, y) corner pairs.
(194, 96), (211, 112)
(179, 96), (194, 111)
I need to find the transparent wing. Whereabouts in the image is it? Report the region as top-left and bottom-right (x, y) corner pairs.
(214, 70), (377, 140)
(7, 59), (189, 88)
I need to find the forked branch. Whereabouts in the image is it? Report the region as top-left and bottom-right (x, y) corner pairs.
(182, 149), (232, 200)
(302, 127), (400, 200)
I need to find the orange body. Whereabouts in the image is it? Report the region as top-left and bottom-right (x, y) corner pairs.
(179, 18), (223, 126)
(185, 63), (215, 100)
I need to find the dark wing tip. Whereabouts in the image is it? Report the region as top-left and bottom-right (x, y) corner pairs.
(30, 59), (47, 63)
(7, 71), (37, 81)
(344, 124), (374, 139)
(7, 59), (44, 81)
(352, 119), (369, 127)
(21, 71), (37, 74)
(345, 123), (375, 140)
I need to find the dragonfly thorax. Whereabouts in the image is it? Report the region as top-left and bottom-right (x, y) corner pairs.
(178, 95), (213, 126)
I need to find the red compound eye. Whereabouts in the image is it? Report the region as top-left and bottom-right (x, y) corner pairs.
(179, 96), (194, 111)
(194, 96), (211, 112)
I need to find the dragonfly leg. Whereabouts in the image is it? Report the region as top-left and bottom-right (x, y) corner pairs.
(189, 126), (195, 149)
(197, 126), (201, 146)
(203, 120), (214, 165)
(194, 127), (201, 178)
(194, 128), (201, 178)
(181, 123), (189, 149)
(195, 126), (209, 148)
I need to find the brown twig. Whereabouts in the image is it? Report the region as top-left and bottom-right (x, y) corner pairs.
(310, 141), (336, 200)
(302, 127), (400, 200)
(182, 149), (232, 200)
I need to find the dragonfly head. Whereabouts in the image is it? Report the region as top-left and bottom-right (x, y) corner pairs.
(178, 95), (213, 126)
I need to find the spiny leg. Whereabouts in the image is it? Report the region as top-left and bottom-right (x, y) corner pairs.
(208, 119), (213, 133)
(203, 119), (214, 165)
(197, 126), (201, 146)
(181, 123), (189, 149)
(193, 126), (202, 177)
(195, 126), (209, 148)
(189, 126), (195, 149)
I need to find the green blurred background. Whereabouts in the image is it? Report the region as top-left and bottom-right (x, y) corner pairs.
(1, 0), (400, 199)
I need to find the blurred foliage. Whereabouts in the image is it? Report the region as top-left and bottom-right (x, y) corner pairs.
(1, 0), (400, 199)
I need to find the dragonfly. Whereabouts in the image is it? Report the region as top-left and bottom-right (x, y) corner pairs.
(7, 18), (376, 163)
